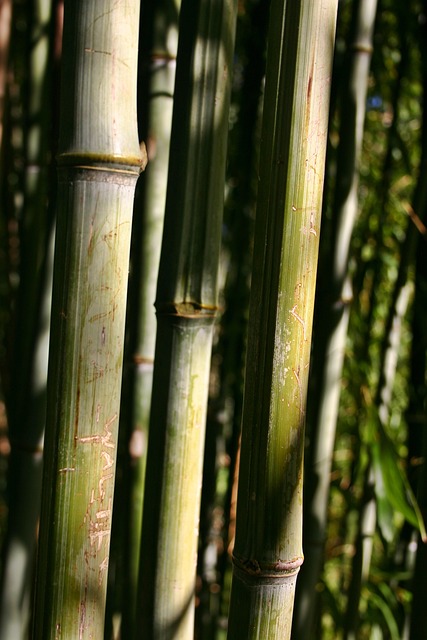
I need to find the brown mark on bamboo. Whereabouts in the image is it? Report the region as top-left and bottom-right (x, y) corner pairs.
(89, 278), (121, 325)
(87, 217), (95, 256)
(74, 384), (81, 443)
(305, 54), (314, 125)
(79, 588), (86, 640)
(86, 361), (108, 383)
(102, 221), (129, 249)
(88, 304), (118, 325)
(307, 74), (313, 103)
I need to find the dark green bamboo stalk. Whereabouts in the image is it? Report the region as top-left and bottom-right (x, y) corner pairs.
(196, 2), (270, 634)
(32, 1), (145, 638)
(119, 3), (181, 636)
(137, 0), (237, 637)
(408, 6), (427, 634)
(226, 1), (338, 638)
(408, 224), (427, 638)
(0, 1), (55, 637)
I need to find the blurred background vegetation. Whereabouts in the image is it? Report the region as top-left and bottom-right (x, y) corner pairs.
(0, 0), (426, 638)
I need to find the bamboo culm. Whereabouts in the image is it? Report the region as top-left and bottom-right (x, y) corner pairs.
(227, 1), (339, 638)
(33, 2), (145, 637)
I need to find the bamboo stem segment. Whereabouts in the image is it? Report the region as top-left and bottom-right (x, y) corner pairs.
(33, 2), (144, 638)
(227, 1), (338, 638)
(137, 0), (237, 637)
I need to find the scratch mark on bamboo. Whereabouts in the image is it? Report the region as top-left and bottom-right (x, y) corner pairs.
(58, 467), (76, 473)
(98, 556), (109, 586)
(96, 500), (112, 520)
(88, 303), (118, 324)
(89, 523), (111, 550)
(289, 304), (307, 340)
(101, 450), (114, 470)
(84, 47), (112, 56)
(292, 367), (305, 417)
(309, 210), (317, 236)
(77, 418), (116, 449)
(98, 473), (114, 502)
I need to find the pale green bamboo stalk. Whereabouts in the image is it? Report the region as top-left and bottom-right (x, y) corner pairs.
(137, 0), (237, 637)
(121, 3), (180, 636)
(293, 0), (377, 635)
(226, 1), (338, 638)
(32, 2), (145, 638)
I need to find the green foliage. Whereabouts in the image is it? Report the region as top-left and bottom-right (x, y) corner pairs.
(368, 414), (426, 543)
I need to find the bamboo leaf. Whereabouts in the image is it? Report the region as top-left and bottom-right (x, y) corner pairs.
(365, 586), (400, 640)
(371, 419), (427, 542)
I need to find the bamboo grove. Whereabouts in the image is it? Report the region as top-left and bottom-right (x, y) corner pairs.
(0, 0), (426, 638)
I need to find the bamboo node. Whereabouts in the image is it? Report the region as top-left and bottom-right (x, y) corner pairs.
(156, 301), (218, 318)
(351, 42), (374, 54)
(57, 152), (143, 175)
(232, 552), (304, 581)
(139, 141), (148, 171)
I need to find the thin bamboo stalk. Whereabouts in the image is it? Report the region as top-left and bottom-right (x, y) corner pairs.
(0, 1), (55, 637)
(408, 8), (427, 633)
(32, 1), (144, 638)
(292, 1), (377, 635)
(226, 1), (338, 638)
(137, 0), (237, 637)
(119, 2), (180, 635)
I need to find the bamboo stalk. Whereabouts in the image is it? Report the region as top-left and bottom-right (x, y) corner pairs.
(292, 0), (378, 635)
(0, 1), (55, 637)
(137, 0), (237, 637)
(226, 1), (338, 638)
(0, 0), (11, 149)
(407, 7), (427, 632)
(119, 2), (180, 635)
(32, 1), (144, 638)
